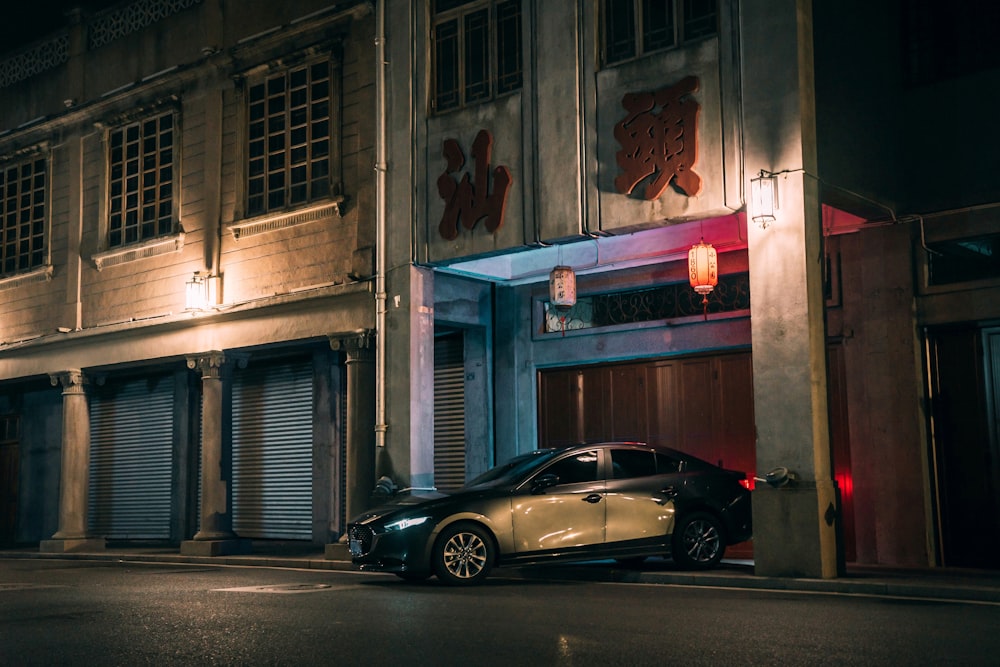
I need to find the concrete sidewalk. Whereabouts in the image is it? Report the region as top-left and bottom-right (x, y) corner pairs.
(2, 543), (999, 604)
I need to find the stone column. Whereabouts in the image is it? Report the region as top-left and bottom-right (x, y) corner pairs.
(742, 0), (839, 578)
(180, 352), (250, 556)
(326, 330), (375, 558)
(41, 370), (105, 553)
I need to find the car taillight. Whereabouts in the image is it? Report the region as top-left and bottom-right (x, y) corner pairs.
(739, 477), (754, 490)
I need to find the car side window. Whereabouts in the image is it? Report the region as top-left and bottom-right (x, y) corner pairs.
(655, 452), (682, 473)
(544, 450), (600, 484)
(610, 449), (657, 479)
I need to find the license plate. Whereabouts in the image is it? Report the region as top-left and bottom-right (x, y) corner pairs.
(349, 539), (363, 556)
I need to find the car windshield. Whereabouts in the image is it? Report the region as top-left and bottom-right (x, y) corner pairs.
(463, 449), (563, 489)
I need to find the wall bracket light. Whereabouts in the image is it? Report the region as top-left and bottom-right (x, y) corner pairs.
(750, 170), (778, 228)
(185, 272), (220, 312)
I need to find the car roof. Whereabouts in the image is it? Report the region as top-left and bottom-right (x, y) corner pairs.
(550, 441), (691, 457)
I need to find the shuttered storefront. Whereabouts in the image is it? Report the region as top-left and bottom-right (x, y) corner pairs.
(231, 358), (313, 539)
(89, 375), (174, 539)
(434, 334), (466, 491)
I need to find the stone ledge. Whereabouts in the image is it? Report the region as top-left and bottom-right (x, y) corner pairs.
(39, 537), (106, 553)
(180, 538), (252, 557)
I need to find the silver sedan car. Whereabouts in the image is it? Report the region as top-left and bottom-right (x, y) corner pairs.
(347, 442), (752, 585)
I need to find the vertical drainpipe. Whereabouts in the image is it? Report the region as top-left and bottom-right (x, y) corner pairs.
(374, 0), (388, 449)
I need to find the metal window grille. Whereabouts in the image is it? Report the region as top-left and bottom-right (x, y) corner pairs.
(544, 272), (750, 333)
(682, 0), (717, 40)
(107, 113), (174, 248)
(927, 234), (1000, 286)
(0, 157), (47, 276)
(432, 0), (522, 114)
(603, 0), (716, 67)
(496, 0), (523, 94)
(642, 0), (675, 52)
(246, 60), (333, 217)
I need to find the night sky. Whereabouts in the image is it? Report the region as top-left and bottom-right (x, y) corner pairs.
(1, 0), (121, 54)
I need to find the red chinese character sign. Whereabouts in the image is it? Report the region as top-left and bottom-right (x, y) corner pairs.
(437, 129), (513, 240)
(613, 76), (702, 201)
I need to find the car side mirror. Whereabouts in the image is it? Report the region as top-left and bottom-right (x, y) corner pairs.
(531, 473), (559, 494)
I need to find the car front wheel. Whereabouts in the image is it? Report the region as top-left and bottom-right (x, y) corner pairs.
(433, 522), (494, 585)
(672, 512), (725, 569)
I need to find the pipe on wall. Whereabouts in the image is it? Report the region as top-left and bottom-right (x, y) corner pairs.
(374, 0), (388, 448)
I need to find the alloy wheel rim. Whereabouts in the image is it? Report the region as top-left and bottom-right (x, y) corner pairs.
(684, 519), (720, 562)
(442, 531), (488, 579)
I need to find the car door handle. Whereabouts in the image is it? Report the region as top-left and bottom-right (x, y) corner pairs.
(582, 493), (603, 504)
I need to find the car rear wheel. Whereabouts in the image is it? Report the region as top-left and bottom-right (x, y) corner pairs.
(672, 512), (725, 569)
(433, 522), (494, 585)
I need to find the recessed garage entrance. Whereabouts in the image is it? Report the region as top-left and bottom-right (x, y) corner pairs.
(538, 352), (756, 474)
(538, 349), (857, 563)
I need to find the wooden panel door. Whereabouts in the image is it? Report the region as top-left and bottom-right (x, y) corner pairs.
(713, 353), (756, 477)
(539, 352), (755, 469)
(607, 364), (648, 442)
(538, 368), (583, 446)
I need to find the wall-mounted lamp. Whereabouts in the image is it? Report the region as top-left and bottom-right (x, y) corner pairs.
(549, 265), (576, 310)
(185, 272), (220, 312)
(750, 170), (778, 227)
(688, 239), (718, 316)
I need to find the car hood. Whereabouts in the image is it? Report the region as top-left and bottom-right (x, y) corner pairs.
(349, 489), (450, 524)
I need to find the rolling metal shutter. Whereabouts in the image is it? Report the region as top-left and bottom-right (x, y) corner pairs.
(434, 334), (466, 491)
(89, 375), (174, 539)
(231, 359), (313, 539)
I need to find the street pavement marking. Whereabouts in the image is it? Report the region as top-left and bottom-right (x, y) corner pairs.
(0, 583), (65, 591)
(213, 583), (362, 594)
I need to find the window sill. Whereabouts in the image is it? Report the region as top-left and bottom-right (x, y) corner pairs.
(92, 232), (185, 270)
(0, 264), (53, 290)
(229, 198), (345, 240)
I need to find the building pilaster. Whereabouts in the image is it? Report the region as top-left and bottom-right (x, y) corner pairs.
(325, 330), (375, 559)
(180, 352), (251, 557)
(40, 370), (105, 553)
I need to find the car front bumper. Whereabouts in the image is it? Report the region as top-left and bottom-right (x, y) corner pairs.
(348, 523), (433, 575)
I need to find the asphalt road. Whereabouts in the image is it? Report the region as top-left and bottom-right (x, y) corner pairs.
(1, 559), (999, 666)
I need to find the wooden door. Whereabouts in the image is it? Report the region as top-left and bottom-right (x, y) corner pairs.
(539, 353), (755, 468)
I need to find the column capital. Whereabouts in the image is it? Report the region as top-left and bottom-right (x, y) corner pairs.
(186, 351), (249, 379)
(49, 369), (87, 393)
(329, 329), (375, 360)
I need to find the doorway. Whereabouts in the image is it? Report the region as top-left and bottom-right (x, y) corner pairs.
(926, 325), (1000, 568)
(0, 415), (19, 545)
(538, 352), (756, 558)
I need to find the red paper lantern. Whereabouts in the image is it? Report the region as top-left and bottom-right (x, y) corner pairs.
(688, 240), (718, 305)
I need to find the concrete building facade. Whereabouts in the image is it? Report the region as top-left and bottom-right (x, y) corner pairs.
(1, 0), (998, 576)
(0, 0), (377, 554)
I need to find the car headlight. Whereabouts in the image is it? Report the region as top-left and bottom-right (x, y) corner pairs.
(383, 516), (430, 532)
